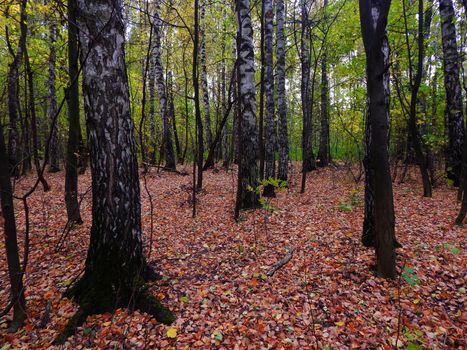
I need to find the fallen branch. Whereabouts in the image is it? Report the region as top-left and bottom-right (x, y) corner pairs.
(266, 247), (295, 277)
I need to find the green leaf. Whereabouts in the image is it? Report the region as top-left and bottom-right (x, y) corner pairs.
(402, 267), (419, 286)
(212, 330), (223, 341)
(407, 343), (423, 350)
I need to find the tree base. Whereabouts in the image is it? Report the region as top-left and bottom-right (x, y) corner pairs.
(53, 266), (174, 345)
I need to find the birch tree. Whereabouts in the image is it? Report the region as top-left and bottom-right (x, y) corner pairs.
(439, 0), (465, 186)
(54, 0), (173, 342)
(276, 0), (288, 181)
(235, 0), (259, 213)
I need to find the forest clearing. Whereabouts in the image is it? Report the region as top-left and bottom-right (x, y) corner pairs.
(1, 166), (464, 349)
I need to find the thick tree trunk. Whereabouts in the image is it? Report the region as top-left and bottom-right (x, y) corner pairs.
(48, 19), (60, 172)
(439, 0), (465, 186)
(7, 0), (27, 177)
(153, 0), (176, 170)
(359, 0), (397, 278)
(276, 0), (288, 182)
(0, 124), (26, 332)
(262, 0), (276, 197)
(55, 0), (173, 343)
(65, 0), (82, 225)
(301, 0), (316, 175)
(235, 0), (260, 212)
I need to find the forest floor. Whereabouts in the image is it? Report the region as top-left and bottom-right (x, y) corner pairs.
(0, 164), (465, 349)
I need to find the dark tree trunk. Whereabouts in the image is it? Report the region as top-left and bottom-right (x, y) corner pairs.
(193, 0), (204, 190)
(439, 0), (465, 186)
(7, 0), (27, 177)
(153, 0), (176, 170)
(0, 123), (26, 332)
(65, 0), (82, 225)
(235, 0), (260, 213)
(262, 0), (276, 197)
(359, 0), (397, 278)
(301, 0), (316, 176)
(54, 0), (173, 343)
(318, 0), (330, 167)
(48, 18), (60, 172)
(455, 131), (467, 224)
(276, 0), (288, 182)
(20, 71), (32, 176)
(25, 51), (50, 192)
(407, 0), (432, 197)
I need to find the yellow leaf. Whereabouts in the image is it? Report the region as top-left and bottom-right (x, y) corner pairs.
(102, 321), (111, 327)
(166, 328), (177, 338)
(335, 321), (345, 327)
(413, 299), (420, 304)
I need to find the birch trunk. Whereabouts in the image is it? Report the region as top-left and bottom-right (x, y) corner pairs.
(235, 0), (259, 211)
(55, 0), (173, 342)
(276, 0), (288, 181)
(439, 0), (465, 186)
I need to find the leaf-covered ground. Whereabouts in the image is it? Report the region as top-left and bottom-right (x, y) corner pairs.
(0, 165), (465, 349)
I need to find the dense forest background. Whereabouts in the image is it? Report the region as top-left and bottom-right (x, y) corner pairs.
(1, 0), (465, 172)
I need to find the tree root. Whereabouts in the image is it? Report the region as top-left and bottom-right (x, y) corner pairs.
(53, 270), (174, 345)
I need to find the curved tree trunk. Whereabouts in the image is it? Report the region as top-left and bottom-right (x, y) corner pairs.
(439, 0), (465, 186)
(276, 0), (288, 182)
(235, 0), (259, 213)
(262, 0), (276, 197)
